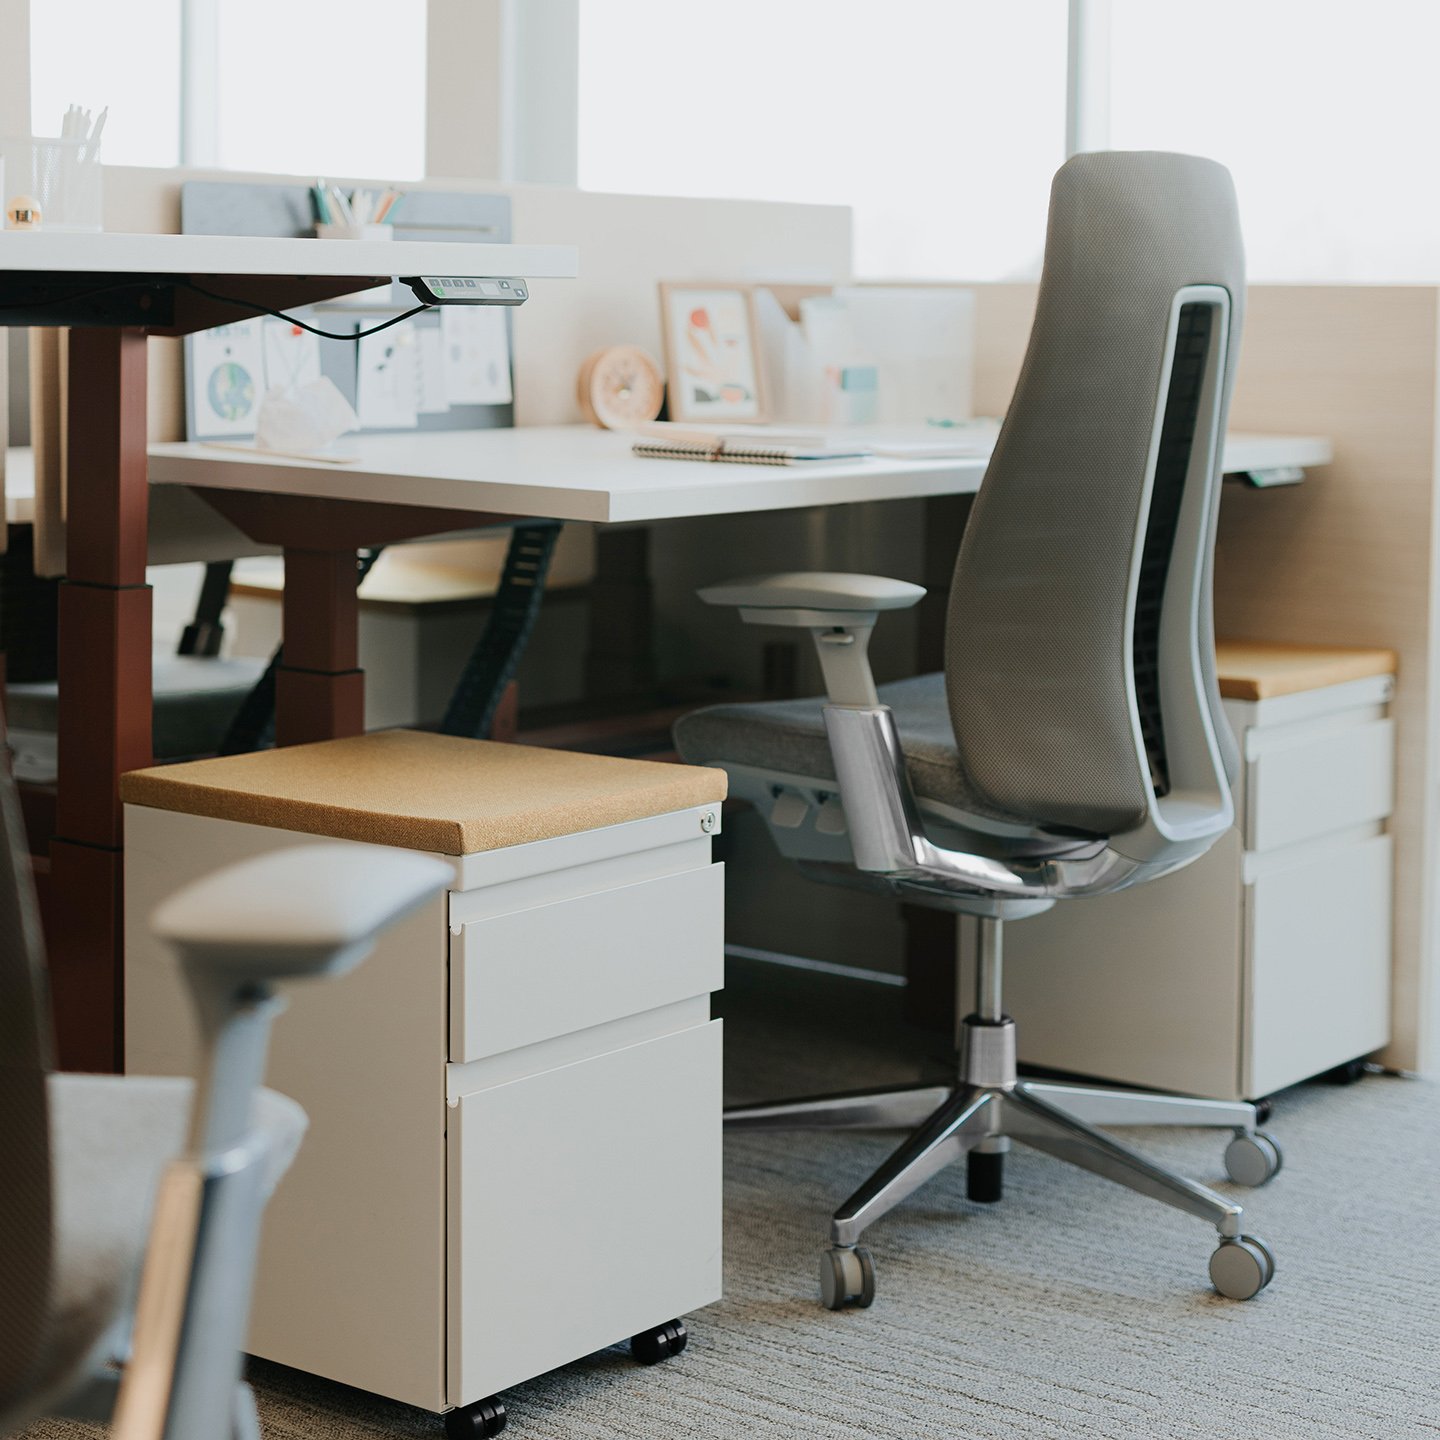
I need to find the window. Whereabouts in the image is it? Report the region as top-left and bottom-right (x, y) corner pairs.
(214, 0), (427, 177)
(1107, 0), (1440, 282)
(30, 0), (182, 166)
(578, 0), (1069, 280)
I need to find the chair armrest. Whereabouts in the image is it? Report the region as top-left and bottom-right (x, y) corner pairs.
(698, 572), (925, 706)
(152, 843), (452, 984)
(699, 571), (925, 626)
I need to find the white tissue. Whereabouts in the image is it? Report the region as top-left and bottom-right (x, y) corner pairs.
(253, 376), (360, 454)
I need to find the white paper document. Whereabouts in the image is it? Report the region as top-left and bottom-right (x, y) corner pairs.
(415, 324), (451, 414)
(190, 320), (265, 436)
(442, 306), (512, 405)
(832, 286), (976, 425)
(261, 319), (323, 395)
(356, 328), (420, 429)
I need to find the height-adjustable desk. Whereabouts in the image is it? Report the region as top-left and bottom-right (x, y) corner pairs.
(0, 232), (576, 1070)
(147, 422), (1331, 1036)
(151, 426), (1331, 693)
(150, 423), (1331, 731)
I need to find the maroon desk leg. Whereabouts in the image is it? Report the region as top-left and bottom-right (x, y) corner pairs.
(49, 328), (152, 1073)
(277, 548), (365, 748)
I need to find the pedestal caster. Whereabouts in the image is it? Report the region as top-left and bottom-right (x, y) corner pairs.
(631, 1318), (688, 1365)
(444, 1395), (506, 1438)
(820, 1245), (875, 1310)
(1324, 1058), (1368, 1085)
(1210, 1234), (1276, 1300)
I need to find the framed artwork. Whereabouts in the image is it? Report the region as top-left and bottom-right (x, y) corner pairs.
(658, 282), (768, 423)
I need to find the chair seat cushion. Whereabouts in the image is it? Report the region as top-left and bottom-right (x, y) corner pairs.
(675, 672), (1009, 820)
(31, 1074), (305, 1423)
(5, 654), (267, 775)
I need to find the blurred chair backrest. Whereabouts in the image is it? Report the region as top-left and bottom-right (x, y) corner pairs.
(0, 718), (54, 1418)
(945, 150), (1244, 846)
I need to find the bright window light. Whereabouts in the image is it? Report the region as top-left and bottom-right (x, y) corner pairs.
(578, 0), (1069, 280)
(30, 0), (181, 166)
(215, 0), (427, 178)
(1108, 0), (1440, 282)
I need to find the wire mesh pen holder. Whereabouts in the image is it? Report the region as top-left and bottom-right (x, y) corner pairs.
(1, 135), (103, 231)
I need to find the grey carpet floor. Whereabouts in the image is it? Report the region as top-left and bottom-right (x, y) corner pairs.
(20, 960), (1440, 1439)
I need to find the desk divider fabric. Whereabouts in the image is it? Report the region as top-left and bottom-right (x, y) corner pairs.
(120, 730), (726, 856)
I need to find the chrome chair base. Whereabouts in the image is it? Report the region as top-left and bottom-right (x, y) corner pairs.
(726, 1016), (1282, 1305)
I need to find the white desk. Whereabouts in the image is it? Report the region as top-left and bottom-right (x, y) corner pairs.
(0, 229), (573, 291)
(0, 231), (576, 1071)
(149, 425), (1333, 525)
(141, 420), (1332, 755)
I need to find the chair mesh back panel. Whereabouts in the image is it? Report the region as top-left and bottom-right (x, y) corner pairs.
(1134, 301), (1213, 796)
(0, 724), (55, 1416)
(944, 151), (1244, 836)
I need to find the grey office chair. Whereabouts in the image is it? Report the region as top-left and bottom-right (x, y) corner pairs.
(0, 731), (448, 1439)
(676, 151), (1283, 1308)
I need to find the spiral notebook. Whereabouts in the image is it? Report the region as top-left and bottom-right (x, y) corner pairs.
(631, 425), (872, 466)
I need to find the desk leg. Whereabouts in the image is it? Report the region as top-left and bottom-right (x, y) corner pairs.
(276, 547), (364, 747)
(49, 328), (151, 1073)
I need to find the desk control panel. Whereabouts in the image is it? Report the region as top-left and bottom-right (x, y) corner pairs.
(407, 275), (528, 306)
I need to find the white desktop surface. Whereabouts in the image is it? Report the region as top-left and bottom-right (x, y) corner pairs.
(0, 230), (577, 281)
(148, 426), (1334, 526)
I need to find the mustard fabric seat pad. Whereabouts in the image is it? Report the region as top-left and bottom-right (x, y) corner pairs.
(120, 730), (727, 856)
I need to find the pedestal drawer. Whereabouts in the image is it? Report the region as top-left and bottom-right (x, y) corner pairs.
(1246, 832), (1392, 1096)
(447, 1021), (723, 1404)
(1243, 717), (1393, 852)
(449, 862), (724, 1061)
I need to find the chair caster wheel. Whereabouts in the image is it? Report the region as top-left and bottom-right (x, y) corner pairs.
(444, 1395), (507, 1438)
(1224, 1130), (1283, 1186)
(631, 1318), (688, 1365)
(1210, 1234), (1276, 1300)
(820, 1245), (875, 1310)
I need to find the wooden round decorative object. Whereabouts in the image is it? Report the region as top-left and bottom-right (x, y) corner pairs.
(577, 345), (665, 429)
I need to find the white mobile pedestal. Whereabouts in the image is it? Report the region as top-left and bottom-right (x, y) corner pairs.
(993, 643), (1396, 1102)
(122, 730), (726, 1436)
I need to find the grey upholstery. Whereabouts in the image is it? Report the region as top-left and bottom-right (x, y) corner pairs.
(945, 151), (1243, 834)
(676, 673), (1016, 822)
(691, 153), (1277, 1310)
(0, 706), (305, 1439)
(681, 151), (1244, 852)
(26, 1076), (305, 1428)
(6, 653), (267, 774)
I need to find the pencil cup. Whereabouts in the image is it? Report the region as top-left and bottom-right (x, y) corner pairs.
(0, 136), (102, 231)
(315, 222), (393, 241)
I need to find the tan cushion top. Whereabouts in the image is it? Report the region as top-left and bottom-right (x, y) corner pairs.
(119, 730), (727, 855)
(1216, 641), (1397, 701)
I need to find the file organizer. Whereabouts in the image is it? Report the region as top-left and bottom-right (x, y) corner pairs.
(122, 731), (726, 1437)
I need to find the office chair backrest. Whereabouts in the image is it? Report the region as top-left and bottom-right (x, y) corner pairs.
(0, 723), (54, 1416)
(945, 150), (1244, 853)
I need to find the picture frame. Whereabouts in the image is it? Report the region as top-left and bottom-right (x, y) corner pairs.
(658, 281), (769, 424)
